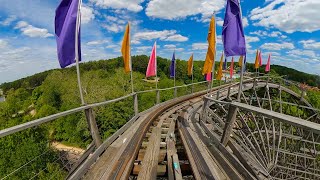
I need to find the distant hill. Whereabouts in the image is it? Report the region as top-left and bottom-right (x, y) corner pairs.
(1, 55), (319, 93)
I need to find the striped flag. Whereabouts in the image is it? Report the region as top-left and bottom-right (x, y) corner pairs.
(121, 23), (131, 73)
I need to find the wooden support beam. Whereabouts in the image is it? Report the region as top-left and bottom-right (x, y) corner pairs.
(84, 108), (102, 147)
(134, 93), (139, 115)
(221, 105), (238, 146)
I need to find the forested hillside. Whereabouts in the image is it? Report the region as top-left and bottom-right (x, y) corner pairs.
(0, 55), (319, 179)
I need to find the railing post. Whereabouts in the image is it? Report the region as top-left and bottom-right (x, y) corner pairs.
(227, 87), (231, 99)
(156, 90), (160, 104)
(201, 97), (209, 123)
(191, 84), (194, 94)
(221, 104), (238, 146)
(174, 87), (177, 98)
(134, 93), (139, 115)
(85, 108), (102, 147)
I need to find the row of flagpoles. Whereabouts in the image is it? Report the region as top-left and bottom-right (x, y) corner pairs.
(54, 0), (272, 105)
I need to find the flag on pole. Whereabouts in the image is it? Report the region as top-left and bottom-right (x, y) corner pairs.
(121, 23), (131, 73)
(187, 54), (193, 76)
(146, 42), (157, 77)
(230, 57), (234, 79)
(265, 54), (271, 72)
(222, 0), (246, 57)
(223, 58), (227, 70)
(202, 16), (216, 75)
(217, 53), (224, 80)
(170, 51), (176, 78)
(254, 49), (260, 69)
(238, 56), (243, 67)
(206, 72), (212, 82)
(55, 0), (81, 68)
(258, 50), (263, 67)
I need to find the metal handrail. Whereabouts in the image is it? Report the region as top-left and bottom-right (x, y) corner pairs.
(0, 80), (209, 138)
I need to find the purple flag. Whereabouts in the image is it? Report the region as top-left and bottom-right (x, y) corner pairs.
(223, 58), (227, 70)
(55, 0), (81, 68)
(222, 0), (246, 57)
(170, 51), (176, 78)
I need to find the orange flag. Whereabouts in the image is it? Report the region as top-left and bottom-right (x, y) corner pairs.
(216, 53), (224, 81)
(187, 54), (193, 76)
(202, 16), (216, 75)
(254, 49), (259, 69)
(121, 23), (131, 73)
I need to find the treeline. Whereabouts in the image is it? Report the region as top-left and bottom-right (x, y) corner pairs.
(2, 55), (319, 94)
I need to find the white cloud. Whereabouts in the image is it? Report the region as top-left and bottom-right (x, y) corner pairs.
(287, 49), (316, 58)
(81, 5), (95, 24)
(164, 44), (176, 49)
(133, 30), (188, 43)
(242, 17), (249, 27)
(101, 12), (141, 33)
(0, 16), (16, 26)
(250, 0), (320, 33)
(261, 42), (295, 51)
(146, 0), (225, 21)
(299, 40), (320, 49)
(250, 30), (287, 39)
(15, 21), (53, 38)
(164, 34), (188, 42)
(87, 40), (109, 45)
(163, 44), (184, 52)
(192, 43), (208, 50)
(89, 0), (144, 12)
(0, 39), (8, 48)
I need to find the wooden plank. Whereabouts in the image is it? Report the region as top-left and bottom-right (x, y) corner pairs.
(172, 154), (183, 180)
(137, 127), (161, 180)
(137, 149), (166, 163)
(133, 164), (167, 176)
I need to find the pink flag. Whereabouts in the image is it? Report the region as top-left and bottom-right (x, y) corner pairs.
(265, 54), (271, 72)
(258, 51), (262, 67)
(146, 42), (157, 77)
(206, 72), (212, 82)
(230, 57), (234, 79)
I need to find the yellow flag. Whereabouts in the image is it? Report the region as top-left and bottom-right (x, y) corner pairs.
(121, 23), (131, 73)
(202, 16), (216, 75)
(216, 53), (224, 81)
(187, 54), (193, 76)
(238, 56), (243, 67)
(254, 49), (259, 69)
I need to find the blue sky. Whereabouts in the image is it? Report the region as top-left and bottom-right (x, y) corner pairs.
(0, 0), (320, 83)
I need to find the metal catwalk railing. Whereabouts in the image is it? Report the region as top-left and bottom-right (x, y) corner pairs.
(0, 80), (209, 179)
(202, 78), (320, 179)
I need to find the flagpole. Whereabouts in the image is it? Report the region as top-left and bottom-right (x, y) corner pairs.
(155, 41), (158, 90)
(210, 12), (217, 94)
(236, 0), (245, 102)
(174, 50), (176, 97)
(129, 22), (134, 93)
(191, 54), (194, 93)
(75, 0), (85, 105)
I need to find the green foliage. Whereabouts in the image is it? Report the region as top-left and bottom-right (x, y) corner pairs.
(0, 55), (319, 179)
